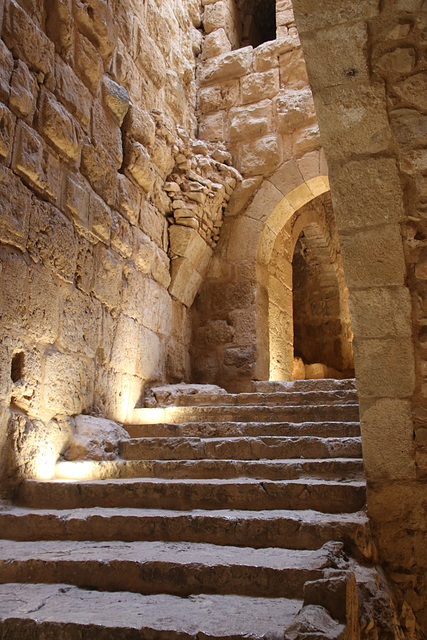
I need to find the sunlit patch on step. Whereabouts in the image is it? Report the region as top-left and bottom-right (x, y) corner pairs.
(55, 461), (100, 481)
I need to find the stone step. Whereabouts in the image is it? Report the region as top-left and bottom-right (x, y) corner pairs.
(0, 539), (340, 599)
(253, 378), (356, 393)
(166, 389), (358, 407)
(0, 506), (371, 558)
(129, 404), (360, 425)
(124, 421), (361, 439)
(54, 458), (364, 482)
(120, 436), (362, 461)
(0, 583), (305, 640)
(17, 478), (366, 513)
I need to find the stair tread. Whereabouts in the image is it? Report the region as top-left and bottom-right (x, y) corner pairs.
(23, 477), (366, 486)
(0, 583), (303, 638)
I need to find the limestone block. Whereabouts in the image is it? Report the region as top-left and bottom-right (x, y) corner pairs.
(165, 340), (189, 381)
(253, 36), (300, 72)
(150, 139), (174, 177)
(75, 32), (104, 93)
(54, 55), (92, 129)
(203, 0), (237, 36)
(92, 245), (122, 309)
(302, 23), (369, 91)
(210, 280), (255, 314)
(390, 108), (427, 150)
(275, 89), (316, 134)
(241, 69), (279, 105)
(39, 88), (82, 163)
(360, 398), (416, 481)
(94, 368), (143, 424)
(101, 76), (129, 125)
(124, 140), (156, 193)
(74, 0), (118, 65)
(330, 157), (405, 231)
(133, 228), (156, 275)
(292, 124), (321, 158)
(0, 164), (31, 251)
(355, 337), (415, 399)
(202, 28), (232, 59)
(225, 176), (262, 217)
(139, 199), (167, 248)
(145, 0), (179, 58)
(74, 238), (94, 295)
(228, 307), (256, 345)
(3, 0), (54, 78)
(0, 102), (14, 164)
(59, 288), (101, 358)
(349, 286), (412, 340)
(63, 415), (129, 461)
(12, 120), (45, 190)
(136, 30), (166, 89)
(375, 46), (416, 79)
(111, 212), (133, 259)
(198, 47), (252, 85)
(63, 172), (90, 228)
(169, 225), (208, 264)
(27, 201), (77, 283)
(392, 72), (427, 111)
(116, 173), (141, 226)
(43, 349), (94, 417)
(9, 60), (37, 119)
(339, 224), (406, 289)
(152, 249), (171, 289)
(199, 111), (225, 142)
(292, 0), (379, 32)
(0, 248), (28, 333)
(198, 81), (239, 114)
(223, 345), (256, 377)
(198, 319), (234, 345)
(169, 256), (203, 307)
(229, 100), (272, 142)
(110, 315), (160, 379)
(239, 135), (282, 177)
(91, 98), (123, 167)
(0, 39), (13, 101)
(27, 267), (60, 343)
(45, 0), (73, 57)
(80, 141), (117, 206)
(90, 192), (112, 244)
(315, 83), (392, 162)
(268, 159), (304, 197)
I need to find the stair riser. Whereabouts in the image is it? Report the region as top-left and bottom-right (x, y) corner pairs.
(17, 482), (366, 514)
(124, 422), (361, 439)
(170, 390), (358, 407)
(0, 513), (371, 559)
(121, 439), (362, 461)
(131, 405), (360, 424)
(0, 561), (324, 599)
(253, 379), (356, 393)
(55, 459), (365, 481)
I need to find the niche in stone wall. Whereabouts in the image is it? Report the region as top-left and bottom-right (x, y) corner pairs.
(236, 0), (276, 48)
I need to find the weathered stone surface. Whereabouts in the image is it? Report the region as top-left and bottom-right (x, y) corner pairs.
(28, 267), (60, 343)
(43, 350), (94, 417)
(101, 76), (129, 125)
(239, 135), (282, 176)
(63, 415), (130, 462)
(92, 245), (122, 309)
(0, 164), (31, 250)
(55, 55), (92, 129)
(9, 60), (37, 119)
(198, 47), (252, 85)
(75, 32), (104, 93)
(145, 383), (227, 407)
(74, 0), (118, 65)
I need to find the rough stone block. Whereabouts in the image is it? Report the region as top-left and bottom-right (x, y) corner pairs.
(91, 98), (123, 167)
(3, 0), (54, 78)
(80, 141), (117, 206)
(75, 32), (104, 93)
(223, 345), (256, 377)
(111, 212), (133, 258)
(355, 337), (415, 399)
(92, 244), (122, 309)
(39, 88), (82, 163)
(225, 176), (262, 217)
(9, 59), (37, 119)
(116, 173), (141, 226)
(349, 286), (412, 339)
(45, 0), (74, 57)
(202, 28), (232, 59)
(139, 199), (167, 248)
(169, 225), (208, 264)
(90, 191), (112, 244)
(63, 172), (90, 228)
(330, 157), (405, 231)
(152, 249), (172, 289)
(253, 36), (299, 72)
(198, 81), (239, 114)
(229, 100), (272, 142)
(239, 135), (282, 176)
(275, 89), (316, 134)
(43, 349), (94, 417)
(169, 256), (203, 307)
(278, 48), (309, 90)
(59, 288), (102, 358)
(241, 69), (279, 105)
(136, 30), (166, 89)
(123, 105), (156, 147)
(0, 102), (15, 163)
(12, 120), (45, 190)
(203, 0), (237, 38)
(198, 47), (252, 85)
(0, 39), (13, 101)
(340, 224), (406, 289)
(124, 140), (156, 193)
(0, 164), (31, 250)
(27, 200), (77, 283)
(74, 0), (118, 65)
(0, 247), (28, 332)
(292, 0), (379, 32)
(292, 123), (321, 158)
(101, 76), (129, 125)
(28, 267), (60, 343)
(55, 55), (92, 129)
(75, 238), (95, 295)
(199, 111), (225, 141)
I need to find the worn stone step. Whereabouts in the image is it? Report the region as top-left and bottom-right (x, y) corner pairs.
(54, 458), (364, 482)
(0, 583), (304, 640)
(124, 421), (361, 439)
(0, 539), (340, 599)
(128, 404), (360, 425)
(0, 506), (371, 559)
(253, 379), (356, 393)
(166, 390), (358, 407)
(120, 436), (362, 461)
(17, 478), (366, 513)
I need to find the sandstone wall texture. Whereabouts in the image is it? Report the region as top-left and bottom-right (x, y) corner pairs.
(292, 0), (427, 632)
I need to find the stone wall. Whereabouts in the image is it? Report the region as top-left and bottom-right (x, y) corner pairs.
(292, 0), (427, 632)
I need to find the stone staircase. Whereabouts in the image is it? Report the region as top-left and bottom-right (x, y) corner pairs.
(0, 378), (376, 639)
